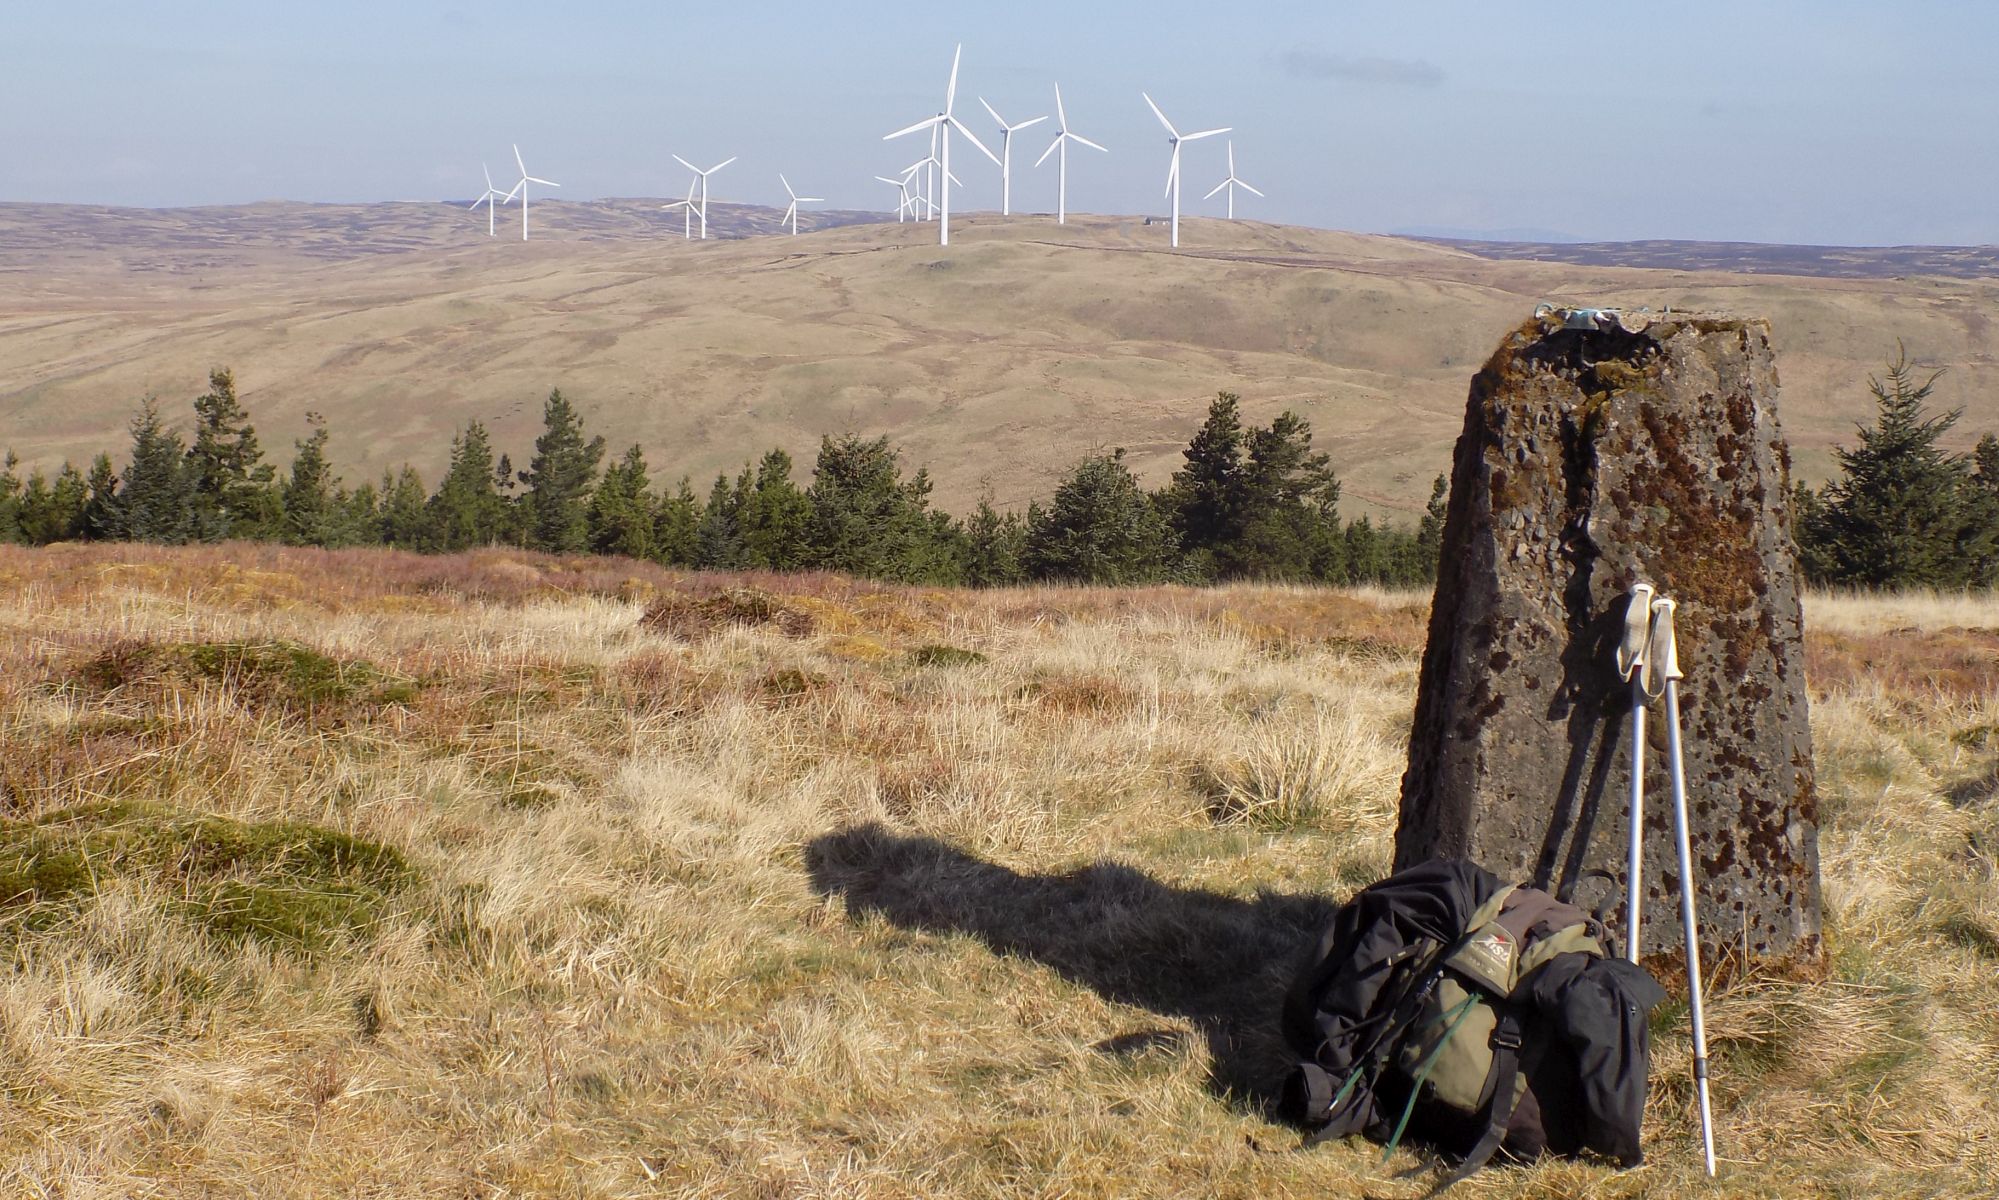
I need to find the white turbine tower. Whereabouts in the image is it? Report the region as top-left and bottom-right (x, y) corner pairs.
(779, 175), (823, 236)
(1033, 83), (1106, 226)
(1204, 141), (1264, 220)
(884, 44), (1000, 246)
(672, 155), (736, 240)
(469, 164), (507, 237)
(661, 176), (696, 239)
(503, 144), (560, 242)
(1142, 94), (1228, 249)
(978, 98), (1046, 217)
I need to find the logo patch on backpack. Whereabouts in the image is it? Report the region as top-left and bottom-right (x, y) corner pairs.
(1449, 924), (1517, 993)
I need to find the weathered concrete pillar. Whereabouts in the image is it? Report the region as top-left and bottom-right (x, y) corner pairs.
(1395, 309), (1821, 968)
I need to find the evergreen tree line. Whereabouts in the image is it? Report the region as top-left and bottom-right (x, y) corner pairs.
(1792, 347), (1999, 589)
(0, 374), (1444, 587)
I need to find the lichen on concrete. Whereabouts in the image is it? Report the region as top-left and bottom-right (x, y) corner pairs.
(1397, 310), (1821, 970)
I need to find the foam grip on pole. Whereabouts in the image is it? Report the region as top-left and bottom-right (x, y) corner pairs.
(1617, 584), (1654, 683)
(1649, 596), (1684, 684)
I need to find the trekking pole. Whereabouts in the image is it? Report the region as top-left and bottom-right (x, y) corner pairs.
(1651, 597), (1718, 1177)
(1616, 583), (1655, 965)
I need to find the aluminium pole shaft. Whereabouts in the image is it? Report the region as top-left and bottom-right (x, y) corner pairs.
(1653, 597), (1718, 1177)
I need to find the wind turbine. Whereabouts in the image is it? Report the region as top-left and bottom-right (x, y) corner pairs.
(779, 174), (823, 236)
(469, 164), (507, 237)
(1204, 140), (1264, 220)
(672, 154), (736, 240)
(503, 144), (560, 242)
(978, 98), (1046, 217)
(884, 44), (1000, 246)
(1034, 83), (1107, 226)
(661, 176), (696, 239)
(1142, 93), (1228, 248)
(877, 171), (918, 222)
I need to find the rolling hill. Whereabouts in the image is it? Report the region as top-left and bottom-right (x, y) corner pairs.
(2, 200), (1995, 519)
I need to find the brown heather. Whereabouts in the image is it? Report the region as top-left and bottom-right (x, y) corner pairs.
(0, 543), (1992, 1198)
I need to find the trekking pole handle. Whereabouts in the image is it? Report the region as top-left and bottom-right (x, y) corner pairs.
(1649, 597), (1684, 685)
(1617, 584), (1654, 684)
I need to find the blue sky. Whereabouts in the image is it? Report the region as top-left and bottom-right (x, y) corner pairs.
(8, 1), (1996, 244)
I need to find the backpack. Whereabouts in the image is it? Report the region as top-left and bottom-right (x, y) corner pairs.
(1280, 859), (1666, 1181)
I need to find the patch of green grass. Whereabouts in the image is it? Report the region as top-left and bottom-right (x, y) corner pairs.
(0, 801), (416, 951)
(78, 639), (421, 715)
(906, 644), (988, 669)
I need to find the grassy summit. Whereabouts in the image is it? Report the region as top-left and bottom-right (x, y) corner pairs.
(0, 542), (1992, 1196)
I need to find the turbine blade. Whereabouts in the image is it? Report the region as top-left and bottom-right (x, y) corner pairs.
(1034, 137), (1061, 168)
(1071, 133), (1108, 153)
(950, 117), (1001, 165)
(1055, 82), (1068, 130)
(673, 154), (698, 173)
(483, 163), (494, 189)
(799, 196), (823, 203)
(1164, 149), (1179, 199)
(710, 157), (736, 173)
(503, 181), (522, 203)
(1142, 93), (1177, 138)
(947, 169), (962, 187)
(876, 176), (901, 185)
(528, 177), (558, 187)
(781, 173), (795, 199)
(1183, 127), (1230, 141)
(885, 115), (942, 141)
(514, 144), (526, 176)
(981, 97), (1004, 127)
(1204, 179), (1228, 199)
(1014, 115), (1047, 131)
(946, 44), (962, 112)
(1240, 181), (1264, 197)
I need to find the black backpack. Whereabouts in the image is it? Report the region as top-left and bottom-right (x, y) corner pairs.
(1280, 859), (1666, 1181)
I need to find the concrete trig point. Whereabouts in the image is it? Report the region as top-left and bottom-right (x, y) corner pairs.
(1395, 306), (1822, 972)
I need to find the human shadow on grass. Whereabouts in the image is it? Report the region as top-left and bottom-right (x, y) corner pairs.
(802, 822), (1340, 1111)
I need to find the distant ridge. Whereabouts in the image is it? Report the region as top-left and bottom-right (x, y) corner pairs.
(1414, 235), (1999, 280)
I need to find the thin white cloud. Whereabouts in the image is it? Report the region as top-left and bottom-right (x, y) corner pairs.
(1280, 50), (1444, 88)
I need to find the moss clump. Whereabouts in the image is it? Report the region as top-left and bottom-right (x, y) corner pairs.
(906, 644), (988, 669)
(0, 801), (416, 950)
(78, 639), (419, 715)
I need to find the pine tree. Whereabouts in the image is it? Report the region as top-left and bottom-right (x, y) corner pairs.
(587, 444), (656, 560)
(520, 390), (605, 554)
(805, 435), (953, 581)
(653, 477), (701, 566)
(18, 464), (89, 545)
(1163, 392), (1247, 580)
(1802, 347), (1993, 587)
(0, 454), (22, 544)
(112, 400), (197, 544)
(1023, 449), (1176, 584)
(739, 448), (813, 571)
(427, 422), (506, 551)
(695, 471), (747, 568)
(379, 466), (430, 549)
(281, 412), (339, 546)
(81, 454), (119, 540)
(184, 367), (274, 540)
(964, 494), (1027, 586)
(1415, 473), (1450, 580)
(1233, 410), (1344, 580)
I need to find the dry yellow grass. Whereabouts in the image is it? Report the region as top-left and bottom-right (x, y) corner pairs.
(0, 544), (1993, 1198)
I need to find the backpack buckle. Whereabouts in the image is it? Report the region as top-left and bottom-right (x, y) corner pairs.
(1490, 1026), (1523, 1052)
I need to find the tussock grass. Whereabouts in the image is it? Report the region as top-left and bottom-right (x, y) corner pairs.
(0, 545), (1992, 1197)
